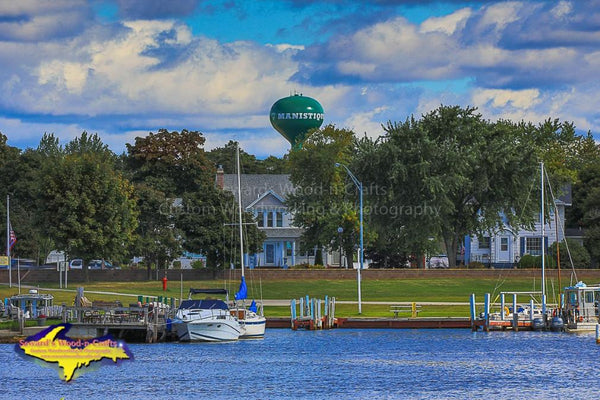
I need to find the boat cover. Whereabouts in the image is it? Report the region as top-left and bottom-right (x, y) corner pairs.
(178, 299), (229, 310)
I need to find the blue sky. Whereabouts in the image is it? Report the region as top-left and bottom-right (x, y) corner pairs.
(1, 0), (599, 157)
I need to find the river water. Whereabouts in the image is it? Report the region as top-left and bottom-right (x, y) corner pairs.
(1, 328), (599, 399)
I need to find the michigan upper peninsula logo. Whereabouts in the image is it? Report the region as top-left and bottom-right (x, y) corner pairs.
(15, 323), (132, 382)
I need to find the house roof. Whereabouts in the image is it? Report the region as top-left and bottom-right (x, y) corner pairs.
(222, 174), (295, 209)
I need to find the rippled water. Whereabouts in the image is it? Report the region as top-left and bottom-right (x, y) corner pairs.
(1, 329), (599, 399)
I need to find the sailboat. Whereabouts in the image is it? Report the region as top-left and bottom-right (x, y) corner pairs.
(230, 144), (267, 339)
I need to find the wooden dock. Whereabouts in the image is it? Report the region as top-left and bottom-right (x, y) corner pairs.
(61, 303), (175, 343)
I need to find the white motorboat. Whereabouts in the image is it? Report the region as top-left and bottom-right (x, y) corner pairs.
(563, 282), (600, 332)
(173, 289), (241, 342)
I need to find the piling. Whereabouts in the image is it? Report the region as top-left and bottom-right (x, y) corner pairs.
(512, 293), (518, 332)
(469, 294), (476, 331)
(484, 293), (490, 332)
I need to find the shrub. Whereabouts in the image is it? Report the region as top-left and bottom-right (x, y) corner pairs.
(548, 239), (591, 269)
(172, 260), (182, 269)
(518, 254), (556, 268)
(191, 260), (205, 269)
(467, 262), (485, 269)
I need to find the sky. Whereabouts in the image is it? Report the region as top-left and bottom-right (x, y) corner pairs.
(1, 0), (600, 158)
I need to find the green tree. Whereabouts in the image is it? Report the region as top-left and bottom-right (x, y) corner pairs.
(176, 188), (265, 272)
(287, 125), (369, 268)
(206, 140), (289, 174)
(126, 129), (214, 196)
(548, 239), (591, 270)
(42, 133), (138, 280)
(359, 106), (540, 267)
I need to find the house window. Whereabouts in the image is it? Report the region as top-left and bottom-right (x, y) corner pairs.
(257, 211), (264, 227)
(526, 237), (542, 256)
(276, 211), (283, 227)
(478, 236), (490, 250)
(500, 237), (508, 252)
(286, 241), (293, 257)
(267, 212), (274, 227)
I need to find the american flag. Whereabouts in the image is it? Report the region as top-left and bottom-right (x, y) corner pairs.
(9, 224), (16, 250)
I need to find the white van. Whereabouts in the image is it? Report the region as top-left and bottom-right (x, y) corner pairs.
(69, 259), (83, 270)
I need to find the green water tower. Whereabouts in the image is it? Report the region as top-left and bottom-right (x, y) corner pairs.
(270, 94), (324, 149)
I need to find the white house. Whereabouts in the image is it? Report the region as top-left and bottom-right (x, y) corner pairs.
(464, 189), (571, 268)
(217, 167), (336, 267)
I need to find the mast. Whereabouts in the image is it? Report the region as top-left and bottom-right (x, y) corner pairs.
(540, 162), (545, 299)
(6, 195), (10, 288)
(236, 144), (245, 278)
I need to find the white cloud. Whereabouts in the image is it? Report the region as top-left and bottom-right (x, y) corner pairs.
(472, 88), (541, 109)
(420, 8), (472, 35)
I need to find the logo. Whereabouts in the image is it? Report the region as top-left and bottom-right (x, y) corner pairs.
(271, 112), (324, 121)
(16, 323), (132, 382)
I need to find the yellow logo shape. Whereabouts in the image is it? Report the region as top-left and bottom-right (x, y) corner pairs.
(17, 323), (132, 382)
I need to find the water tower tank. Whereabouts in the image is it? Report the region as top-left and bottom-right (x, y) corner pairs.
(269, 94), (324, 149)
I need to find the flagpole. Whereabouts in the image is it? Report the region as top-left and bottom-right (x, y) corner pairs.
(6, 195), (11, 288)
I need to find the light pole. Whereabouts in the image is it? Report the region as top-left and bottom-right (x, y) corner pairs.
(337, 227), (343, 268)
(335, 163), (363, 314)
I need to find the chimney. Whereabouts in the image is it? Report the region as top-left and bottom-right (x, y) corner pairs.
(216, 165), (224, 189)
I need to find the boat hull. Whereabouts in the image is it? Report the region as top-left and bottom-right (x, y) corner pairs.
(239, 316), (266, 339)
(175, 319), (241, 342)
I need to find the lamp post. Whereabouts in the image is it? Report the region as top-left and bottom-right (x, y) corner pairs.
(337, 227), (343, 268)
(335, 163), (363, 314)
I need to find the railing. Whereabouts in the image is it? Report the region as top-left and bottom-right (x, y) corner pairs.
(62, 304), (174, 325)
(390, 303), (421, 318)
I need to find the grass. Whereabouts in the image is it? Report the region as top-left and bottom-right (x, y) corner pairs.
(0, 275), (562, 318)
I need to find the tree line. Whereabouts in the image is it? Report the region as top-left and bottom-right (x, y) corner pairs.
(0, 131), (274, 279)
(2, 104), (600, 276)
(287, 105), (600, 269)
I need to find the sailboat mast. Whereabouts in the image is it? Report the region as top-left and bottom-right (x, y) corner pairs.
(540, 162), (545, 299)
(236, 145), (245, 278)
(6, 195), (11, 288)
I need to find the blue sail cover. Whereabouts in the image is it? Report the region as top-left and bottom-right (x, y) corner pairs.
(249, 299), (257, 313)
(235, 276), (247, 300)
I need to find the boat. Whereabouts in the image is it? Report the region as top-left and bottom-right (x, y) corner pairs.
(230, 144), (266, 339)
(562, 282), (600, 332)
(6, 289), (54, 319)
(172, 288), (241, 342)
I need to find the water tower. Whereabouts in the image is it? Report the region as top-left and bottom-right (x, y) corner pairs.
(269, 93), (324, 149)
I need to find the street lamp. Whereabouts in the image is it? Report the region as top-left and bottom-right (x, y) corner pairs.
(337, 227), (344, 268)
(335, 162), (363, 314)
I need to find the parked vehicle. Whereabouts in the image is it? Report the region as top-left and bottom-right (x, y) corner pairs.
(88, 260), (113, 269)
(69, 259), (83, 270)
(428, 255), (449, 269)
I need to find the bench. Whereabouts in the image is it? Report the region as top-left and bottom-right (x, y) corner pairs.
(390, 303), (421, 318)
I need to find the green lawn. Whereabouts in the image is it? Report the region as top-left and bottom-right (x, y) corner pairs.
(1, 275), (562, 318)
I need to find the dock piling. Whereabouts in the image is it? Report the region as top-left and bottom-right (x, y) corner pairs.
(484, 293), (490, 332)
(512, 293), (518, 332)
(469, 294), (476, 331)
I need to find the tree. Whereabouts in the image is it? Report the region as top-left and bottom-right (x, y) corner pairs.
(359, 106), (540, 267)
(287, 125), (369, 268)
(176, 188), (265, 272)
(42, 133), (138, 280)
(206, 140), (289, 174)
(126, 130), (265, 275)
(126, 129), (214, 196)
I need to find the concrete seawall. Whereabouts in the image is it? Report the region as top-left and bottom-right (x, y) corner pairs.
(1, 267), (599, 284)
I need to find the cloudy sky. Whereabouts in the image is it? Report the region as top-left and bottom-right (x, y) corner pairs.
(1, 0), (599, 157)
